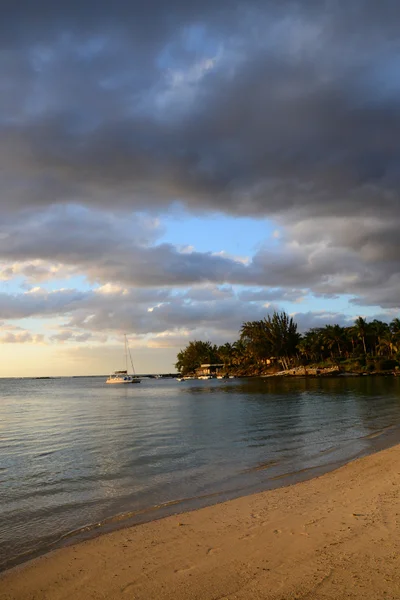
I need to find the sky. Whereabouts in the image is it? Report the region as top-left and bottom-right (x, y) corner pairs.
(1, 1), (400, 376)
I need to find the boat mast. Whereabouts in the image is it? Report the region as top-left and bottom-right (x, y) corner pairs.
(124, 334), (128, 373)
(124, 334), (136, 375)
(127, 337), (136, 375)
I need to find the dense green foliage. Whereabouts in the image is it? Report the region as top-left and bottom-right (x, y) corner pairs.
(175, 340), (220, 375)
(175, 312), (400, 375)
(240, 312), (300, 370)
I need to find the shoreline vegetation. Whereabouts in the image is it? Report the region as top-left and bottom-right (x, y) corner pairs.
(2, 443), (400, 599)
(176, 312), (400, 379)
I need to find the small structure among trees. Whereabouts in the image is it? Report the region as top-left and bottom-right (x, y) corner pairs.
(196, 364), (224, 377)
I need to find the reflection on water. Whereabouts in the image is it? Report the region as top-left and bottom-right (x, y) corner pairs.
(1, 375), (400, 570)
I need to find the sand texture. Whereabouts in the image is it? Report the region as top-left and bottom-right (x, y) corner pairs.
(2, 444), (400, 600)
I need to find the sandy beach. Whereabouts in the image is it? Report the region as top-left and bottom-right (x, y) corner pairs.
(2, 444), (400, 600)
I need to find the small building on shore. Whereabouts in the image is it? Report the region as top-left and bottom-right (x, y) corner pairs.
(196, 363), (225, 377)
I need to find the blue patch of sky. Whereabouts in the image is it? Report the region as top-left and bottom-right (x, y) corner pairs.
(6, 317), (52, 335)
(1, 274), (95, 295)
(159, 214), (278, 256)
(1, 276), (26, 294)
(36, 275), (95, 293)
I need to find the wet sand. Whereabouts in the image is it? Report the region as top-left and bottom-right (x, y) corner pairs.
(2, 444), (400, 599)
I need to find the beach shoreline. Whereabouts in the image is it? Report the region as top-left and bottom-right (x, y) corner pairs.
(2, 443), (400, 599)
(3, 421), (399, 578)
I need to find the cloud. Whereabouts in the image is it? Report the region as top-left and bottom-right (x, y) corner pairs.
(0, 331), (44, 344)
(0, 281), (277, 342)
(293, 311), (355, 332)
(147, 331), (193, 349)
(64, 286), (277, 338)
(49, 330), (98, 343)
(0, 278), (392, 350)
(1, 205), (400, 311)
(1, 0), (400, 352)
(238, 288), (305, 303)
(0, 287), (89, 319)
(0, 260), (76, 283)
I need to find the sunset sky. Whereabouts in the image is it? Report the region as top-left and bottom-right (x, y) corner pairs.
(1, 1), (400, 376)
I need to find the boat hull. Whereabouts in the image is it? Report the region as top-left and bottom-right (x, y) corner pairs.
(106, 377), (141, 384)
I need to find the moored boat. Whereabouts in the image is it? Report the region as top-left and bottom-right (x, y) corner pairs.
(106, 371), (141, 384)
(106, 335), (141, 384)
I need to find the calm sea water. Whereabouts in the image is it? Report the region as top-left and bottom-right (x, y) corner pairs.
(1, 375), (400, 571)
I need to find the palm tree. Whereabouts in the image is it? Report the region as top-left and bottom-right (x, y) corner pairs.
(299, 328), (326, 362)
(218, 343), (234, 368)
(380, 319), (400, 359)
(297, 338), (311, 362)
(390, 318), (400, 339)
(344, 326), (357, 356)
(263, 311), (300, 370)
(377, 331), (398, 358)
(232, 339), (247, 367)
(369, 320), (390, 356)
(240, 320), (271, 366)
(323, 324), (346, 358)
(352, 317), (369, 355)
(312, 328), (327, 362)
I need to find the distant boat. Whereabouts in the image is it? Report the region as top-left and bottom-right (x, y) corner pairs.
(106, 335), (141, 384)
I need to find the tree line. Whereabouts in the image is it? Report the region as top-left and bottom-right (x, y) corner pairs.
(175, 312), (400, 375)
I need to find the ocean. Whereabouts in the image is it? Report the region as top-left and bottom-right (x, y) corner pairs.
(1, 375), (400, 571)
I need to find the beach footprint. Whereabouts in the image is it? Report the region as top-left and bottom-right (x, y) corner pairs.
(174, 564), (195, 574)
(121, 581), (136, 594)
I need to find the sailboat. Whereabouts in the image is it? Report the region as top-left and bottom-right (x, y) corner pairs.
(106, 335), (141, 384)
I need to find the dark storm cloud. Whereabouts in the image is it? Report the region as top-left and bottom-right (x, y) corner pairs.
(2, 1), (400, 314)
(2, 0), (400, 221)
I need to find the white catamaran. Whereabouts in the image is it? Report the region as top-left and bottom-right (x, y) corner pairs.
(106, 335), (141, 384)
